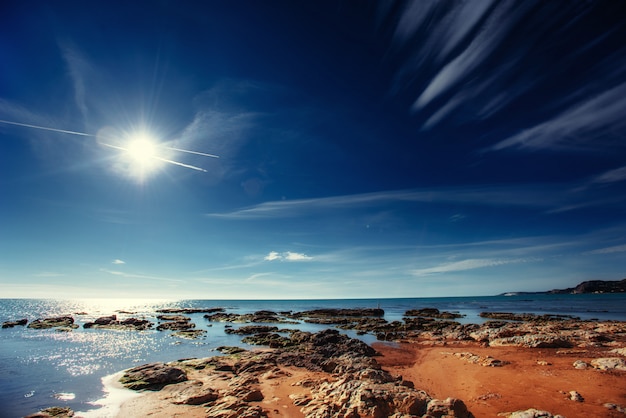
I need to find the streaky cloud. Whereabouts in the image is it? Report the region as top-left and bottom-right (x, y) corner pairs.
(586, 243), (626, 255)
(489, 81), (626, 152)
(207, 185), (568, 219)
(411, 257), (528, 276)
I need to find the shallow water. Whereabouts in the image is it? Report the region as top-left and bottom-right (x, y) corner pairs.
(1, 294), (625, 417)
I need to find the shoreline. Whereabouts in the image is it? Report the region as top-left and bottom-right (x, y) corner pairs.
(74, 372), (141, 418)
(16, 304), (626, 417)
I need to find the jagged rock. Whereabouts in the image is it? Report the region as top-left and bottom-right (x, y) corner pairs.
(216, 346), (247, 355)
(28, 316), (78, 330)
(489, 334), (572, 348)
(83, 316), (152, 330)
(157, 321), (195, 331)
(120, 362), (187, 390)
(405, 308), (464, 319)
(24, 406), (74, 417)
(569, 390), (584, 402)
(2, 318), (28, 328)
(610, 347), (626, 356)
(242, 333), (293, 348)
(573, 360), (588, 369)
(426, 397), (472, 417)
(203, 395), (268, 418)
(590, 357), (626, 371)
(225, 325), (279, 335)
(160, 380), (219, 405)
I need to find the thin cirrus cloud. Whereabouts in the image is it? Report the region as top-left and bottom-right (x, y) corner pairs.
(586, 243), (626, 255)
(489, 82), (626, 153)
(411, 258), (528, 276)
(264, 251), (313, 262)
(208, 184), (571, 220)
(111, 259), (125, 265)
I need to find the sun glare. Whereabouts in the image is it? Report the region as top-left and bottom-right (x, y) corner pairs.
(126, 135), (157, 166)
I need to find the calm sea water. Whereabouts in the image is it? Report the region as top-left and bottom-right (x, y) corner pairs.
(1, 294), (625, 417)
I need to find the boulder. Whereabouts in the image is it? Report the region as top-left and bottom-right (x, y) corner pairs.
(159, 380), (219, 405)
(27, 316), (77, 330)
(83, 317), (152, 330)
(590, 357), (626, 371)
(120, 362), (187, 390)
(24, 407), (74, 417)
(156, 321), (195, 331)
(157, 314), (190, 321)
(2, 318), (28, 328)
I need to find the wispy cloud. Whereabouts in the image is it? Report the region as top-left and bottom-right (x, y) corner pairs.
(112, 259), (126, 265)
(208, 185), (568, 219)
(589, 165), (626, 185)
(100, 268), (183, 283)
(60, 43), (91, 121)
(264, 251), (313, 262)
(411, 257), (528, 276)
(586, 243), (626, 255)
(489, 82), (626, 152)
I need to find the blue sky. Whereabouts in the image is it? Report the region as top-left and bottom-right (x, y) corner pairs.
(1, 1), (625, 299)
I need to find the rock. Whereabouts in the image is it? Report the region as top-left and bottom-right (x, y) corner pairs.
(225, 325), (279, 335)
(157, 307), (224, 314)
(2, 318), (28, 328)
(120, 362), (187, 390)
(489, 334), (572, 348)
(24, 406), (74, 417)
(604, 403), (626, 413)
(505, 408), (560, 418)
(83, 317), (152, 330)
(590, 357), (626, 371)
(573, 360), (588, 369)
(27, 316), (77, 330)
(610, 347), (626, 356)
(94, 315), (117, 325)
(405, 308), (464, 319)
(172, 329), (206, 339)
(160, 380), (219, 405)
(156, 321), (195, 331)
(569, 390), (584, 402)
(157, 314), (190, 321)
(216, 346), (247, 355)
(294, 308), (385, 318)
(426, 397), (472, 417)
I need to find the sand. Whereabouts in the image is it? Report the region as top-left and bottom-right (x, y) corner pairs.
(106, 342), (626, 417)
(373, 342), (626, 417)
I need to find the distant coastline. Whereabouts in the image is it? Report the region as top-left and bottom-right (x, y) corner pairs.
(501, 278), (626, 296)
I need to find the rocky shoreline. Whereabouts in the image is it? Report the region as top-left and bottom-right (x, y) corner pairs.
(8, 307), (626, 417)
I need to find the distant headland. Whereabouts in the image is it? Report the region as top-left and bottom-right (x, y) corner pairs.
(501, 278), (626, 296)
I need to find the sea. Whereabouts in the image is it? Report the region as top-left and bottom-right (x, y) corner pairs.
(1, 294), (625, 418)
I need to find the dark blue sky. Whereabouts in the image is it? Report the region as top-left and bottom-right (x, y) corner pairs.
(1, 0), (625, 299)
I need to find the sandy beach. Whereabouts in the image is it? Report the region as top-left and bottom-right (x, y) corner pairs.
(104, 340), (626, 418)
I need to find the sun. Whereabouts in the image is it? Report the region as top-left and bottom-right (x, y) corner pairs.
(118, 130), (165, 181)
(126, 134), (158, 166)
